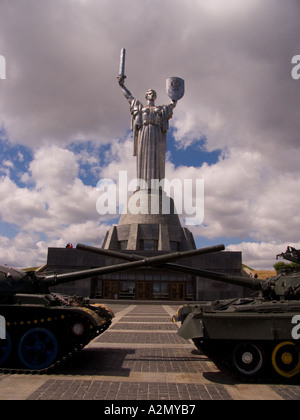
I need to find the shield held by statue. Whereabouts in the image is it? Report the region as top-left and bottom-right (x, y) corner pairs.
(166, 77), (185, 101)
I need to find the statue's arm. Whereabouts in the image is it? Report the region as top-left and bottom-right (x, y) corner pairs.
(117, 75), (134, 104)
(170, 99), (177, 109)
(163, 99), (177, 120)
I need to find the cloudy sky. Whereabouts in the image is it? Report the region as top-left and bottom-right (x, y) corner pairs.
(0, 0), (300, 270)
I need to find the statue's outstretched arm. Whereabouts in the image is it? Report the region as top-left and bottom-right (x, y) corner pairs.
(117, 75), (134, 104)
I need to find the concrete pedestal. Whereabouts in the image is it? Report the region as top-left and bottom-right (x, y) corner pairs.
(102, 189), (195, 251)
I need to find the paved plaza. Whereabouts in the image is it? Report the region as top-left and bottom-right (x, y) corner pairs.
(0, 303), (300, 400)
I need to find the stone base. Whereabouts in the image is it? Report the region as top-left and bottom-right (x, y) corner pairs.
(102, 189), (196, 251)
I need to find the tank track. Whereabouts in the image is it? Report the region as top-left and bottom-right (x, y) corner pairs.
(0, 342), (84, 375)
(0, 321), (111, 375)
(0, 306), (112, 374)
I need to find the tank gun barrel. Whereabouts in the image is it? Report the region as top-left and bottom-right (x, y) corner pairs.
(41, 244), (225, 287)
(167, 266), (263, 290)
(76, 244), (264, 291)
(76, 243), (225, 261)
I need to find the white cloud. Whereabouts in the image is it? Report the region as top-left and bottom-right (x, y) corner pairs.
(227, 242), (300, 271)
(2, 159), (13, 168)
(165, 144), (300, 269)
(0, 232), (47, 268)
(0, 145), (114, 266)
(0, 176), (46, 225)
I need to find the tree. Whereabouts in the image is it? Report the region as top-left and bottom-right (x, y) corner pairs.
(274, 261), (300, 272)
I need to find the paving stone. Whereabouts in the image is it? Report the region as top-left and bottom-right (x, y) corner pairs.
(111, 322), (177, 330)
(95, 331), (188, 344)
(270, 385), (300, 400)
(28, 379), (233, 400)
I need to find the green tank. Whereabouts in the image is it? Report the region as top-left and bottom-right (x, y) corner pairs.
(172, 247), (300, 380)
(0, 264), (117, 373)
(0, 244), (223, 372)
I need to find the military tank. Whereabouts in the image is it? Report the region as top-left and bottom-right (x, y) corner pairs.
(172, 247), (300, 380)
(0, 244), (222, 372)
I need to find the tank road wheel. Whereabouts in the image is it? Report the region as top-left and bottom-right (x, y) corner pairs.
(0, 332), (12, 366)
(232, 342), (265, 377)
(272, 341), (300, 379)
(18, 328), (58, 370)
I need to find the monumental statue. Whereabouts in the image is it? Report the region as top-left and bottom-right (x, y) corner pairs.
(117, 49), (184, 189)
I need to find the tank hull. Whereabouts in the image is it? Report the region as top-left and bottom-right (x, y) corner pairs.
(173, 300), (300, 379)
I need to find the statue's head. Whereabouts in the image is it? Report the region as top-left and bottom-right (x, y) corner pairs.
(145, 89), (157, 101)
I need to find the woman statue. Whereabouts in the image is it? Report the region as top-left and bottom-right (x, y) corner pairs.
(118, 75), (177, 189)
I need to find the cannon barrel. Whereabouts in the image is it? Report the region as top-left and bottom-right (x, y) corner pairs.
(76, 244), (264, 291)
(76, 243), (225, 261)
(41, 243), (225, 287)
(166, 266), (264, 290)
